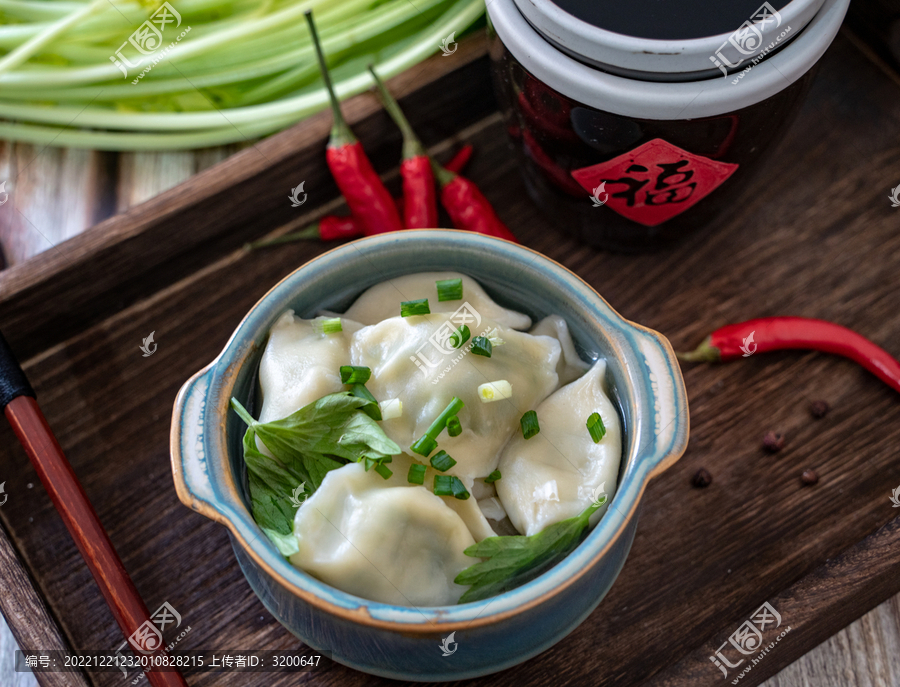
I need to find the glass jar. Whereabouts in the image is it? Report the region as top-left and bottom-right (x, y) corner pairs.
(487, 0), (850, 251)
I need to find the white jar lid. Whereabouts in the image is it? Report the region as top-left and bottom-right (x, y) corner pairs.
(488, 0), (849, 119)
(512, 0), (827, 78)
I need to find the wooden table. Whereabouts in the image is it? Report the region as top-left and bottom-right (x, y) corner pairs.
(1, 22), (899, 687)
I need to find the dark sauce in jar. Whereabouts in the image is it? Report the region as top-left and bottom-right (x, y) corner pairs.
(549, 0), (791, 40)
(489, 33), (817, 251)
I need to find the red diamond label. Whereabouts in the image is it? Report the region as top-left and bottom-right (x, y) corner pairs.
(570, 138), (739, 227)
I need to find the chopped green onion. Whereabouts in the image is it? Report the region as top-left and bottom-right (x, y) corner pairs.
(477, 380), (512, 403)
(450, 325), (471, 349)
(446, 415), (462, 437)
(423, 397), (464, 441)
(374, 463), (393, 480)
(450, 476), (470, 500)
(400, 298), (430, 317)
(433, 474), (454, 496)
(470, 336), (492, 357)
(379, 398), (403, 421)
(350, 384), (381, 421)
(407, 463), (426, 485)
(340, 365), (371, 384)
(410, 435), (438, 457)
(520, 410), (540, 440)
(436, 278), (463, 302)
(430, 450), (457, 472)
(587, 412), (606, 443)
(317, 317), (342, 334)
(487, 328), (506, 347)
(484, 470), (501, 484)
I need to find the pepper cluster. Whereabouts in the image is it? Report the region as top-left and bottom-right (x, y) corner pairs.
(252, 11), (518, 248)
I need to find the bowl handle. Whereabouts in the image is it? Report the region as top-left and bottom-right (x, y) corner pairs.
(631, 326), (690, 480)
(170, 364), (236, 526)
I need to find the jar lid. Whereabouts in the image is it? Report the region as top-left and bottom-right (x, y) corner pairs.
(488, 0), (848, 118)
(512, 0), (827, 78)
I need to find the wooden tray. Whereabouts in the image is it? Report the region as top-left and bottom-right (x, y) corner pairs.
(1, 28), (899, 687)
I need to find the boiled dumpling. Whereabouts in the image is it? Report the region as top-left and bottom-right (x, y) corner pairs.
(496, 360), (622, 536)
(529, 315), (591, 387)
(341, 272), (533, 330)
(258, 311), (361, 423)
(290, 461), (476, 606)
(350, 313), (561, 479)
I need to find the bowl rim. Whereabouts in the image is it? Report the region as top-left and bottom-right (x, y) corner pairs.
(171, 229), (689, 632)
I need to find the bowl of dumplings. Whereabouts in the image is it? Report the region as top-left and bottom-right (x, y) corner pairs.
(171, 229), (689, 681)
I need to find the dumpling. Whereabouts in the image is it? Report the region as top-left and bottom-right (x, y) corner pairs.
(350, 313), (561, 479)
(290, 460), (476, 606)
(529, 315), (591, 387)
(496, 360), (622, 536)
(257, 311), (361, 423)
(341, 272), (533, 331)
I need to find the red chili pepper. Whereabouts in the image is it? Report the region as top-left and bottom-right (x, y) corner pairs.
(369, 65), (437, 229)
(306, 11), (402, 237)
(247, 147), (474, 248)
(432, 161), (518, 242)
(678, 317), (900, 394)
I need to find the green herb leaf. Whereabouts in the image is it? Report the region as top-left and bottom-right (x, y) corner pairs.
(231, 392), (400, 492)
(400, 298), (430, 317)
(484, 470), (501, 484)
(436, 278), (463, 302)
(349, 383), (382, 421)
(455, 497), (608, 603)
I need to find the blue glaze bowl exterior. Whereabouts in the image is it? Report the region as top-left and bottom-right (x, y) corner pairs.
(171, 230), (689, 681)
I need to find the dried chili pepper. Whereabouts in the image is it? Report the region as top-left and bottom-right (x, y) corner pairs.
(678, 317), (900, 394)
(306, 10), (401, 237)
(368, 65), (437, 229)
(248, 147), (474, 248)
(432, 160), (519, 243)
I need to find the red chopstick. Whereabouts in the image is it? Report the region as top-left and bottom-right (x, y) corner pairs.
(0, 332), (188, 687)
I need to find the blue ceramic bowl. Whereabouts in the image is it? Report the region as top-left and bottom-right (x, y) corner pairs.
(171, 230), (689, 681)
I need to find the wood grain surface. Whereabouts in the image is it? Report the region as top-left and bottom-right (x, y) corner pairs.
(0, 27), (899, 687)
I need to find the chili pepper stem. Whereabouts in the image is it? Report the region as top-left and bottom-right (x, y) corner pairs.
(247, 225), (320, 249)
(305, 10), (356, 147)
(430, 157), (456, 187)
(367, 64), (426, 160)
(676, 337), (722, 363)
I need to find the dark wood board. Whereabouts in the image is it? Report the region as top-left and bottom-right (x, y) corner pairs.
(0, 27), (899, 687)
